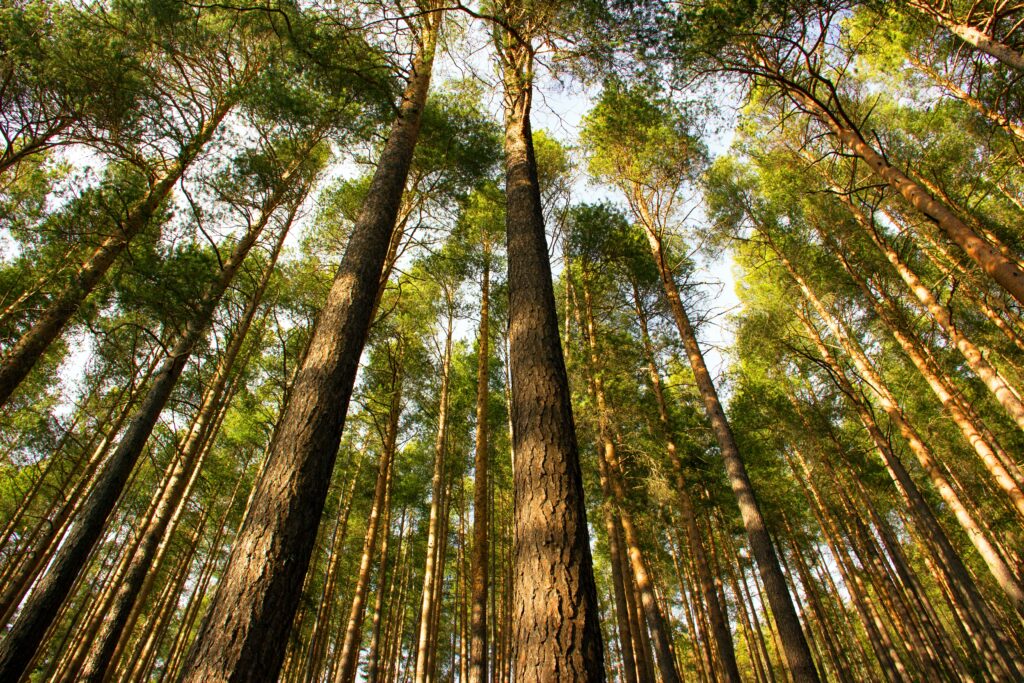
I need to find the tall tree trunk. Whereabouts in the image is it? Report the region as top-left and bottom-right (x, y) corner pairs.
(0, 161), (292, 683)
(177, 20), (439, 682)
(336, 356), (403, 683)
(0, 99), (234, 408)
(501, 33), (604, 681)
(631, 279), (742, 682)
(633, 214), (819, 681)
(413, 308), (454, 683)
(469, 244), (490, 683)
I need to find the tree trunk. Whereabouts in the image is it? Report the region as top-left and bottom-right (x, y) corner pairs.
(634, 216), (819, 681)
(631, 279), (742, 683)
(907, 0), (1024, 71)
(501, 35), (604, 681)
(413, 307), (454, 683)
(336, 357), (403, 683)
(469, 246), (490, 683)
(177, 21), (439, 682)
(0, 157), (290, 682)
(786, 85), (1024, 305)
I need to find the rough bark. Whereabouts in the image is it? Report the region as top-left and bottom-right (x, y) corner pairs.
(502, 35), (605, 681)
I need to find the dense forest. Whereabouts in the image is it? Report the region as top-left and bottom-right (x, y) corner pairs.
(1, 0), (1023, 681)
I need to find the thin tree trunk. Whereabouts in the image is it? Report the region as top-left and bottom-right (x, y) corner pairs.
(0, 100), (233, 408)
(335, 363), (403, 683)
(469, 244), (490, 683)
(633, 214), (818, 681)
(413, 308), (454, 683)
(177, 21), (439, 682)
(631, 279), (742, 682)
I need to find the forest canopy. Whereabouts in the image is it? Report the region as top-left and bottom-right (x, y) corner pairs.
(1, 0), (1023, 681)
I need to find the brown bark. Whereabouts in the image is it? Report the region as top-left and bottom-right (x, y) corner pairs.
(633, 216), (818, 681)
(468, 244), (490, 683)
(335, 362), (402, 683)
(304, 444), (367, 681)
(501, 32), (605, 682)
(177, 21), (439, 682)
(785, 84), (1024, 305)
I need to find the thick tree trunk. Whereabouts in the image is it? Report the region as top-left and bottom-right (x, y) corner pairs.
(634, 218), (819, 681)
(501, 37), (605, 681)
(0, 101), (232, 408)
(176, 22), (438, 682)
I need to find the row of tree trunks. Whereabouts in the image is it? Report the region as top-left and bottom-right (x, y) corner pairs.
(0, 155), (306, 682)
(0, 95), (237, 409)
